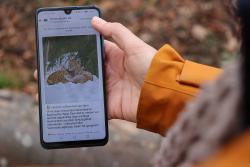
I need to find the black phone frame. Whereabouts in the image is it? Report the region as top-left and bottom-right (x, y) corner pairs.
(35, 6), (108, 149)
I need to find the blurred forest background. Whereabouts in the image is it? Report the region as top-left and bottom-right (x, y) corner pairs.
(0, 0), (241, 167)
(0, 0), (239, 94)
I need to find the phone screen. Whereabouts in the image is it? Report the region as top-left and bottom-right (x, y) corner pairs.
(37, 8), (107, 145)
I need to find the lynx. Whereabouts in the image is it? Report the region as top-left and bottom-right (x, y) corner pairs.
(47, 70), (69, 85)
(67, 57), (93, 83)
(47, 55), (93, 85)
(68, 57), (83, 76)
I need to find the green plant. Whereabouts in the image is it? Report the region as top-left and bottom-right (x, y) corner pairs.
(0, 73), (23, 89)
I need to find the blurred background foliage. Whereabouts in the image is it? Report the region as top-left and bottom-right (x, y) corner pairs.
(0, 0), (240, 94)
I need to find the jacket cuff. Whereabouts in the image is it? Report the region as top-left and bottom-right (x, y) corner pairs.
(177, 60), (222, 87)
(136, 44), (221, 135)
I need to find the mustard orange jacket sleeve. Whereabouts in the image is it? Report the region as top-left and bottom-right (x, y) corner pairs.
(136, 44), (222, 135)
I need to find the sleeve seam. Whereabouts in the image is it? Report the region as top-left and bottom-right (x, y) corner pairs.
(144, 80), (197, 97)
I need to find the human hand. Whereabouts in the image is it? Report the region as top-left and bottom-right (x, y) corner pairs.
(34, 17), (156, 123)
(91, 17), (157, 122)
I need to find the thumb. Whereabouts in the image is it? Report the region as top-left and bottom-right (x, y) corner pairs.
(91, 16), (145, 51)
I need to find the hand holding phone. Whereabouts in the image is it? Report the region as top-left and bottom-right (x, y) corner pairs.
(36, 6), (157, 149)
(36, 6), (108, 149)
(91, 17), (157, 122)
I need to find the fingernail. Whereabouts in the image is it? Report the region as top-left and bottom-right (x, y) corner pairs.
(92, 16), (107, 25)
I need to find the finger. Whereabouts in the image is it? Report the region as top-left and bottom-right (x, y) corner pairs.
(92, 17), (145, 51)
(104, 40), (116, 56)
(104, 40), (123, 57)
(36, 93), (38, 102)
(34, 70), (38, 80)
(103, 40), (124, 76)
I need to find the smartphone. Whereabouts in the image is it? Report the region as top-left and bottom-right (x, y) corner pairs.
(35, 6), (108, 149)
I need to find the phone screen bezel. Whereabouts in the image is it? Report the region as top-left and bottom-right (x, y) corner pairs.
(35, 6), (108, 149)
